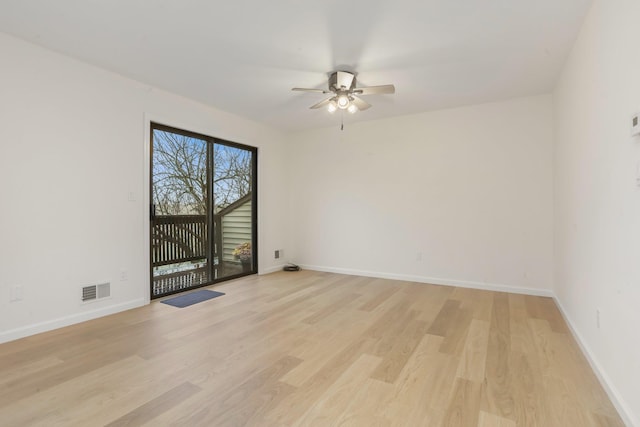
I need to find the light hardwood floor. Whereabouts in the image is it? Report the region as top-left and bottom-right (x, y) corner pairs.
(0, 271), (624, 426)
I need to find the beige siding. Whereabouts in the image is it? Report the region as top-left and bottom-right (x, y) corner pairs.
(221, 199), (252, 262)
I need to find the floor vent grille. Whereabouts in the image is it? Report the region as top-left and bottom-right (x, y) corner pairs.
(82, 283), (110, 302)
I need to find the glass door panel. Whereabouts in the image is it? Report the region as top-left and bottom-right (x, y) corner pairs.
(212, 143), (255, 280)
(151, 126), (211, 297)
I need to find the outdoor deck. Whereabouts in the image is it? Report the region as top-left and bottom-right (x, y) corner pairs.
(151, 191), (255, 298)
(152, 261), (246, 296)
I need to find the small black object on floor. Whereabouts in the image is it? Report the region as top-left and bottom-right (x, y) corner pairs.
(283, 263), (300, 272)
(161, 289), (225, 308)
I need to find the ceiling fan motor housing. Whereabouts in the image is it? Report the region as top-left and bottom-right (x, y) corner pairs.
(329, 71), (356, 91)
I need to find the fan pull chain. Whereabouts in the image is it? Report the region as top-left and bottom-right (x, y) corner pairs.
(341, 112), (344, 131)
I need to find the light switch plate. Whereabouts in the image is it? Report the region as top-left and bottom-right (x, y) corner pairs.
(631, 112), (640, 136)
(10, 285), (23, 302)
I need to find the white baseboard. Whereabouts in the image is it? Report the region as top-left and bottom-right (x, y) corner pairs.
(298, 264), (554, 297)
(553, 297), (637, 427)
(0, 298), (146, 344)
(259, 264), (287, 275)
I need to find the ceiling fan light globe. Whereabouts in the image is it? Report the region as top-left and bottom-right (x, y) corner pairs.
(347, 104), (358, 114)
(327, 102), (337, 113)
(337, 95), (350, 109)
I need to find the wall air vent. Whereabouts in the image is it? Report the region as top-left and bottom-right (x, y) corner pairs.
(82, 283), (110, 302)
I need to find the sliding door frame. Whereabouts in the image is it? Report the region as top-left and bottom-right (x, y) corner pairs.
(149, 122), (258, 299)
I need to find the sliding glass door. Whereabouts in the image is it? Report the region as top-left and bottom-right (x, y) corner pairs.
(150, 123), (257, 298)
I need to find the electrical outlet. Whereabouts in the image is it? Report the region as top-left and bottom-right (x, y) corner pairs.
(120, 270), (128, 281)
(596, 309), (601, 329)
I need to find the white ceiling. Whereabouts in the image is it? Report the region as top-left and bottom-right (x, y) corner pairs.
(0, 0), (591, 132)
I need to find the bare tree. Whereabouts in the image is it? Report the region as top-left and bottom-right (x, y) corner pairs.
(213, 144), (252, 209)
(152, 131), (252, 215)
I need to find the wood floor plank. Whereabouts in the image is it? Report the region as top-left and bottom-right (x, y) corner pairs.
(190, 355), (302, 426)
(266, 337), (377, 425)
(365, 298), (415, 340)
(536, 297), (569, 334)
(477, 410), (517, 427)
(481, 292), (515, 421)
(359, 283), (401, 312)
(0, 354), (202, 427)
(426, 299), (461, 337)
(442, 378), (482, 427)
(0, 342), (135, 408)
(409, 283), (455, 324)
(452, 287), (494, 322)
(439, 306), (474, 356)
(508, 293), (535, 355)
(369, 318), (428, 383)
(105, 381), (201, 427)
(302, 292), (361, 324)
(280, 313), (372, 387)
(0, 271), (625, 426)
(456, 319), (490, 382)
(292, 353), (382, 427)
(378, 333), (446, 424)
(507, 350), (542, 427)
(0, 355), (64, 387)
(332, 377), (394, 426)
(369, 309), (421, 358)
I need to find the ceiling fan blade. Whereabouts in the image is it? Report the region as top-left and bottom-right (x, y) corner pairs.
(309, 97), (334, 109)
(353, 84), (395, 95)
(351, 96), (372, 111)
(292, 87), (331, 93)
(335, 71), (355, 90)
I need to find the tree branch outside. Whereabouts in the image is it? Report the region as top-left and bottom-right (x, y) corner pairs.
(152, 130), (252, 215)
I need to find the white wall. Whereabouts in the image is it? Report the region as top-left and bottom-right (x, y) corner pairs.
(287, 95), (554, 294)
(554, 1), (640, 424)
(0, 33), (289, 343)
(3, 5), (637, 420)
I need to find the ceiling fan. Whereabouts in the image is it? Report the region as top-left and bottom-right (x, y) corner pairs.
(292, 71), (395, 114)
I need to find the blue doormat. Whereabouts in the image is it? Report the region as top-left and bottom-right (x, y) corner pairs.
(161, 289), (225, 308)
